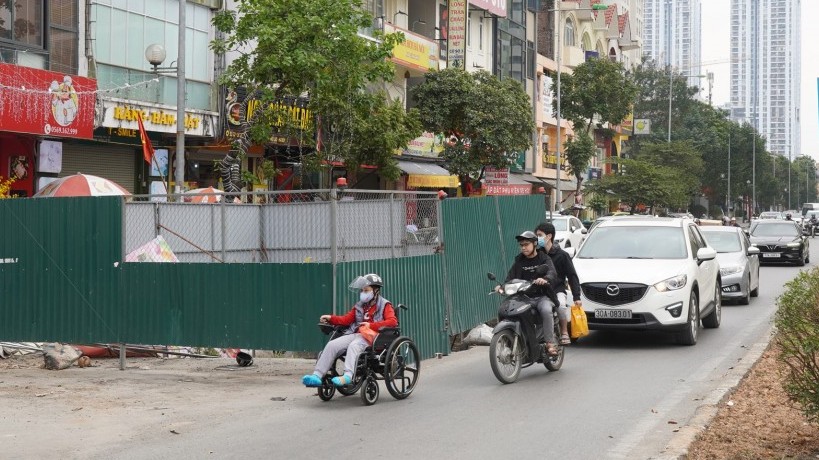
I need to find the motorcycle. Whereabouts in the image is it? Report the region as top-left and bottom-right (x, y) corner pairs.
(806, 220), (818, 238)
(486, 272), (564, 384)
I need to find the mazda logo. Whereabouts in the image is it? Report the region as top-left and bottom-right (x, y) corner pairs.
(606, 284), (620, 296)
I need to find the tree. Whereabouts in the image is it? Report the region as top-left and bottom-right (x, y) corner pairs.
(412, 68), (534, 181)
(553, 58), (638, 208)
(211, 0), (421, 190)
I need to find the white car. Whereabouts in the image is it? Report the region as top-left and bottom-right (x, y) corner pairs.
(546, 215), (588, 249)
(572, 217), (722, 345)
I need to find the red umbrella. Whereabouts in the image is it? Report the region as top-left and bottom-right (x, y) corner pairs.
(184, 186), (225, 203)
(33, 173), (131, 197)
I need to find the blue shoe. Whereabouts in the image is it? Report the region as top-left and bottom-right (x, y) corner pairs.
(302, 374), (322, 387)
(331, 374), (352, 387)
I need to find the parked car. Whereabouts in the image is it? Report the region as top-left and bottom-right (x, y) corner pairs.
(546, 215), (587, 249)
(572, 217), (721, 345)
(758, 211), (782, 220)
(699, 226), (760, 305)
(748, 220), (809, 265)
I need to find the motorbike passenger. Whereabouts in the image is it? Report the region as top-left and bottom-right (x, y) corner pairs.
(786, 213), (793, 221)
(535, 222), (581, 345)
(497, 231), (561, 355)
(301, 274), (398, 388)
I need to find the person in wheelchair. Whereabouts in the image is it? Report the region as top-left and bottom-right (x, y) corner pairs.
(301, 273), (398, 388)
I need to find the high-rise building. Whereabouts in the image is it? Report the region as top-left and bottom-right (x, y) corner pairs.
(730, 0), (801, 157)
(642, 0), (702, 73)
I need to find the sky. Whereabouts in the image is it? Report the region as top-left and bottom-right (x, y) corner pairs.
(700, 0), (818, 160)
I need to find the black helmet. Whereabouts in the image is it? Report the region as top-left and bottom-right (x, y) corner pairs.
(515, 231), (538, 243)
(348, 273), (384, 292)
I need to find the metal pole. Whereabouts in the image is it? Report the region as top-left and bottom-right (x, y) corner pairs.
(175, 0), (186, 194)
(788, 147), (792, 210)
(726, 132), (733, 217)
(752, 126), (756, 215)
(330, 189), (338, 315)
(667, 67), (673, 143)
(389, 193), (395, 259)
(554, 5), (562, 217)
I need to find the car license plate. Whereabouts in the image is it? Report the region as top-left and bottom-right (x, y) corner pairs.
(762, 253), (781, 258)
(594, 309), (632, 319)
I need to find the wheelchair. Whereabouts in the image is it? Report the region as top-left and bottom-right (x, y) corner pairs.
(315, 304), (420, 406)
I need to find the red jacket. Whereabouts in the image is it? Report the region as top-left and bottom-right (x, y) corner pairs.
(329, 301), (397, 332)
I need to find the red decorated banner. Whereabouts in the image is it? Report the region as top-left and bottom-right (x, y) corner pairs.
(0, 63), (96, 139)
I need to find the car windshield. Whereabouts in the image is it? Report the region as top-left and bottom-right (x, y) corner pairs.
(576, 226), (687, 259)
(701, 231), (742, 253)
(751, 223), (799, 237)
(548, 219), (568, 231)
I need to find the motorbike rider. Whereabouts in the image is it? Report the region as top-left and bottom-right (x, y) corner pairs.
(729, 217), (741, 227)
(497, 231), (561, 355)
(786, 213), (793, 221)
(809, 214), (818, 237)
(535, 222), (581, 345)
(301, 274), (397, 388)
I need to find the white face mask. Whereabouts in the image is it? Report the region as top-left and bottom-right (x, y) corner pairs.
(360, 291), (374, 303)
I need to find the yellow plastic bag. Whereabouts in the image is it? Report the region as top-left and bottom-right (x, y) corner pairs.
(570, 305), (589, 339)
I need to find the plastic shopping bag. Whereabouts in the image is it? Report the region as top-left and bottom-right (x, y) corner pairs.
(570, 305), (589, 339)
(358, 323), (378, 345)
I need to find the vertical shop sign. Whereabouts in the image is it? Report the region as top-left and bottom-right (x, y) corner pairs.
(446, 0), (468, 68)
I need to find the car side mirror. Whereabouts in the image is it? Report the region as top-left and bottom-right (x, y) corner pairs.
(696, 247), (717, 262)
(576, 228), (588, 235)
(747, 246), (760, 256)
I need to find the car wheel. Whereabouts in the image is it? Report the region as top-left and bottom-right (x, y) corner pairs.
(750, 268), (759, 297)
(702, 283), (722, 328)
(677, 290), (699, 346)
(738, 275), (750, 305)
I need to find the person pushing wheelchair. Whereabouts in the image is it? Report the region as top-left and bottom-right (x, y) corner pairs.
(302, 274), (398, 388)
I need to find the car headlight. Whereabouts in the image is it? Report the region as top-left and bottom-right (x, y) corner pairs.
(787, 242), (801, 248)
(654, 274), (688, 292)
(720, 265), (743, 276)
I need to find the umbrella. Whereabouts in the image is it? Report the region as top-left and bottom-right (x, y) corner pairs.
(33, 173), (131, 197)
(184, 186), (225, 203)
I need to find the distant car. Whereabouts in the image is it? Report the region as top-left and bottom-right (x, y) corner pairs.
(748, 220), (809, 266)
(758, 211), (782, 220)
(572, 217), (721, 345)
(700, 226), (760, 305)
(546, 215), (587, 249)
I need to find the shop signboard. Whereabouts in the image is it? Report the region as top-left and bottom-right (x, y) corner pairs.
(222, 88), (313, 147)
(0, 63), (96, 139)
(446, 0), (468, 68)
(101, 98), (217, 137)
(469, 0), (506, 17)
(399, 132), (445, 158)
(384, 24), (439, 72)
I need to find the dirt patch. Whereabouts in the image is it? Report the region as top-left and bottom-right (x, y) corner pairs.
(687, 344), (819, 459)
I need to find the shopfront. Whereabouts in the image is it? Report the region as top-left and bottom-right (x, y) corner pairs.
(0, 63), (96, 197)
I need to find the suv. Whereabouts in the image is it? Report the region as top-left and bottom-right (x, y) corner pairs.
(572, 218), (722, 345)
(546, 215), (587, 249)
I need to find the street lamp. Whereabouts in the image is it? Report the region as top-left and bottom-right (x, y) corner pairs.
(550, 1), (607, 217)
(145, 1), (186, 195)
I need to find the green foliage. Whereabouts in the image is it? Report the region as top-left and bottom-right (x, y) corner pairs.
(564, 131), (596, 183)
(775, 267), (819, 424)
(412, 68), (534, 179)
(557, 58), (638, 131)
(212, 0), (421, 181)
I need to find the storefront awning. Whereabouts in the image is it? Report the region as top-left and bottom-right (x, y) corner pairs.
(535, 176), (579, 192)
(398, 160), (459, 188)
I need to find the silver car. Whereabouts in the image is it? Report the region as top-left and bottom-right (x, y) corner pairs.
(699, 226), (761, 305)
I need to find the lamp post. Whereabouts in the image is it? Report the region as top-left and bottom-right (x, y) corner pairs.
(788, 146), (792, 210)
(746, 179), (751, 220)
(550, 2), (607, 217)
(145, 1), (186, 196)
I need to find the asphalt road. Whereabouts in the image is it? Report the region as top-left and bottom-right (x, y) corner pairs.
(98, 241), (812, 460)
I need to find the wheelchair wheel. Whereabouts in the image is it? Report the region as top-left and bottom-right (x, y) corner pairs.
(384, 337), (421, 400)
(331, 360), (364, 396)
(317, 383), (335, 401)
(360, 376), (379, 406)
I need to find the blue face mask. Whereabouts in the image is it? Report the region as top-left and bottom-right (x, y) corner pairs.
(537, 236), (546, 249)
(360, 291), (374, 303)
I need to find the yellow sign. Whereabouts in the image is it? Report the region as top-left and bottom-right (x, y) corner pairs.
(112, 106), (201, 130)
(399, 132), (445, 157)
(384, 24), (438, 72)
(407, 174), (459, 188)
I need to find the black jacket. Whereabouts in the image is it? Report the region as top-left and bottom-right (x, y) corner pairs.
(543, 245), (581, 301)
(504, 250), (559, 305)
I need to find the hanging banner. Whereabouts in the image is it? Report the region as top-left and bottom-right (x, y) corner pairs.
(446, 0), (468, 68)
(0, 63), (96, 139)
(634, 119), (651, 135)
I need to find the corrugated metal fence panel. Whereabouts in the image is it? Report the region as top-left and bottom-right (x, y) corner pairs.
(118, 263), (332, 351)
(441, 195), (546, 334)
(336, 256), (449, 359)
(0, 197), (124, 343)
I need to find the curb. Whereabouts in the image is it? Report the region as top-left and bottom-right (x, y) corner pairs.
(653, 324), (775, 459)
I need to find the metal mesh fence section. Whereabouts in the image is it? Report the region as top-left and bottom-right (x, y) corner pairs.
(124, 190), (440, 263)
